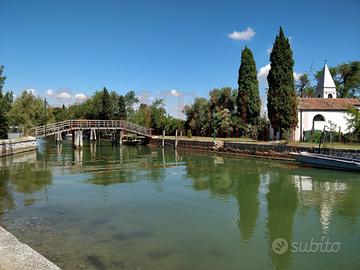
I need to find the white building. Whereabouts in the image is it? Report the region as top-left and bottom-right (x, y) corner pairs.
(294, 64), (360, 141)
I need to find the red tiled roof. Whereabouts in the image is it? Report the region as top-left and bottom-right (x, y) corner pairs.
(299, 98), (360, 110)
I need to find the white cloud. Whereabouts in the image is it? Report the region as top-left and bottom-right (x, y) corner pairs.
(257, 64), (271, 82)
(267, 47), (272, 55)
(293, 72), (302, 81)
(46, 89), (54, 96)
(75, 93), (87, 102)
(56, 91), (72, 102)
(257, 64), (301, 82)
(228, 27), (255, 41)
(26, 88), (37, 95)
(170, 89), (181, 97)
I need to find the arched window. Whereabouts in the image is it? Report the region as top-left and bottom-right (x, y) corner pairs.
(312, 114), (326, 131)
(313, 114), (325, 122)
(318, 94), (321, 98)
(328, 94), (333, 98)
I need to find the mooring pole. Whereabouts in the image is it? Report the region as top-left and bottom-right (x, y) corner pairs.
(175, 129), (178, 149)
(162, 129), (165, 148)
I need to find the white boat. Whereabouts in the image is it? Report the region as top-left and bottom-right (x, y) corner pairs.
(291, 152), (360, 172)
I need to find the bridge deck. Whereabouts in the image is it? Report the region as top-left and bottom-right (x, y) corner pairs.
(34, 120), (152, 138)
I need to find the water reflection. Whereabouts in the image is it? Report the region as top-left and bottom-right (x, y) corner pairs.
(266, 172), (298, 270)
(0, 139), (359, 270)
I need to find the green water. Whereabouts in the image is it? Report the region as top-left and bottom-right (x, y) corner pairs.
(0, 139), (360, 270)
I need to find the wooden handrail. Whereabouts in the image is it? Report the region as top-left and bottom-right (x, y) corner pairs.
(32, 119), (152, 137)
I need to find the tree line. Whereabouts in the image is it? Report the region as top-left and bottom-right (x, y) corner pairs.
(1, 27), (360, 140)
(0, 75), (184, 138)
(185, 27), (298, 139)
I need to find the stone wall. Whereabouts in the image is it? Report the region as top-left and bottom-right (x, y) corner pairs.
(223, 142), (313, 158)
(150, 138), (360, 160)
(151, 138), (216, 150)
(0, 137), (37, 157)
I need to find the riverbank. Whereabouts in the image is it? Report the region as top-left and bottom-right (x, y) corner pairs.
(0, 226), (60, 270)
(150, 137), (360, 160)
(0, 137), (37, 157)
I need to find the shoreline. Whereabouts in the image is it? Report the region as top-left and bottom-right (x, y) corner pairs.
(0, 226), (61, 270)
(149, 137), (360, 161)
(0, 137), (37, 158)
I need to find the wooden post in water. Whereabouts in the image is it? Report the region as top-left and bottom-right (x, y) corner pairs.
(119, 130), (123, 146)
(175, 129), (178, 149)
(72, 130), (75, 148)
(79, 130), (83, 148)
(162, 130), (165, 148)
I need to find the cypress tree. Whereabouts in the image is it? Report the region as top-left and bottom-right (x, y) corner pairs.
(100, 87), (112, 120)
(267, 27), (298, 136)
(237, 46), (261, 125)
(118, 95), (127, 120)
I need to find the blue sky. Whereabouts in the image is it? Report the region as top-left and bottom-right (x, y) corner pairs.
(1, 0), (360, 117)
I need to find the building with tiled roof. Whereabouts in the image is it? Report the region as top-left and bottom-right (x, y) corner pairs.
(294, 64), (360, 141)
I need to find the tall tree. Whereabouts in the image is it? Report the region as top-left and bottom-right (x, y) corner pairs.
(118, 95), (126, 120)
(124, 90), (139, 120)
(100, 87), (111, 120)
(267, 27), (298, 136)
(237, 46), (261, 124)
(0, 65), (9, 139)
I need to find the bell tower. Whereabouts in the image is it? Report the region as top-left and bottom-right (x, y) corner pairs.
(315, 64), (337, 99)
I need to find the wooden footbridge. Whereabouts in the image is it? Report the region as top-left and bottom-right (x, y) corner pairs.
(33, 120), (152, 147)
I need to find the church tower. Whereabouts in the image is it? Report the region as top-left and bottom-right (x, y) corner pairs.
(315, 64), (337, 98)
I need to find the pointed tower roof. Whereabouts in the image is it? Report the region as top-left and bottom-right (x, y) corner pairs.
(316, 64), (336, 90)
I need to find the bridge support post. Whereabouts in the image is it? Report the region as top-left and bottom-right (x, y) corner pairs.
(162, 130), (165, 148)
(74, 130), (83, 148)
(119, 130), (123, 146)
(90, 129), (97, 141)
(72, 130), (75, 148)
(175, 129), (178, 149)
(79, 130), (83, 148)
(55, 132), (62, 143)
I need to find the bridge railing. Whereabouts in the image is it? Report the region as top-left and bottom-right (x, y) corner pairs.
(33, 120), (152, 137)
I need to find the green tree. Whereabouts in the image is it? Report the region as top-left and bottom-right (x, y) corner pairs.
(346, 106), (360, 141)
(100, 87), (112, 120)
(118, 95), (127, 120)
(150, 99), (166, 133)
(124, 90), (139, 120)
(316, 61), (360, 98)
(215, 108), (232, 137)
(0, 65), (9, 139)
(267, 27), (298, 137)
(296, 73), (315, 98)
(184, 97), (211, 136)
(134, 103), (151, 127)
(8, 91), (53, 134)
(237, 46), (261, 124)
(53, 104), (68, 122)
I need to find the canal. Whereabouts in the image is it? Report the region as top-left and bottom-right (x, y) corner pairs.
(0, 139), (359, 270)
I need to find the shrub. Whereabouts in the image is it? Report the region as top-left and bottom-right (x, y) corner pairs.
(187, 130), (192, 138)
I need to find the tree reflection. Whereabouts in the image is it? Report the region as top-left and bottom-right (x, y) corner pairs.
(0, 153), (53, 221)
(184, 154), (261, 242)
(266, 173), (298, 270)
(235, 171), (260, 242)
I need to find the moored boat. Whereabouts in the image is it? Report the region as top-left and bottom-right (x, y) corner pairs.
(291, 152), (360, 172)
